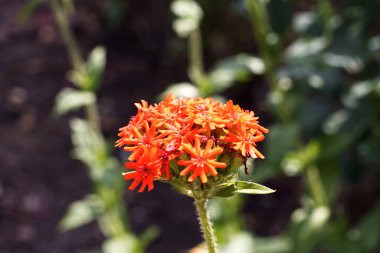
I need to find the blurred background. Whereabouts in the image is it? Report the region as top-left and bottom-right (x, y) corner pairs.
(0, 0), (380, 252)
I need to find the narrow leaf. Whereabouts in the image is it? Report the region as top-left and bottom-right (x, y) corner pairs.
(159, 82), (200, 99)
(18, 0), (43, 24)
(235, 181), (276, 194)
(103, 234), (142, 253)
(58, 195), (102, 232)
(54, 88), (95, 115)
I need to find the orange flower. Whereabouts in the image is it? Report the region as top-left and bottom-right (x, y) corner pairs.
(116, 94), (269, 192)
(221, 121), (266, 158)
(178, 139), (226, 183)
(123, 146), (162, 192)
(118, 120), (164, 161)
(160, 121), (203, 150)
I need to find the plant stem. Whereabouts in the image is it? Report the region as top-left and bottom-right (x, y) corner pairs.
(188, 28), (209, 96)
(194, 197), (217, 253)
(85, 100), (101, 135)
(318, 0), (334, 40)
(48, 0), (131, 238)
(306, 165), (328, 207)
(48, 0), (83, 71)
(244, 0), (276, 90)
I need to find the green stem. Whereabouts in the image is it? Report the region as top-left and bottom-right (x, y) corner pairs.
(318, 0), (334, 40)
(48, 0), (132, 238)
(194, 197), (217, 253)
(244, 0), (276, 90)
(306, 165), (328, 207)
(85, 100), (101, 135)
(188, 28), (209, 96)
(95, 182), (130, 237)
(48, 0), (83, 71)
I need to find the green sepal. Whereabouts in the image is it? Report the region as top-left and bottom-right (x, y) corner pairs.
(235, 181), (276, 195)
(213, 184), (238, 198)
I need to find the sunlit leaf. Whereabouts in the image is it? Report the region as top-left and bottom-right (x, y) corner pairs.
(54, 88), (95, 115)
(208, 54), (264, 93)
(220, 232), (255, 253)
(159, 82), (200, 99)
(58, 195), (102, 232)
(171, 0), (203, 37)
(235, 181), (275, 194)
(253, 236), (291, 253)
(103, 234), (142, 253)
(68, 46), (106, 91)
(293, 12), (317, 34)
(85, 46), (107, 91)
(289, 205), (330, 253)
(286, 38), (327, 59)
(70, 118), (109, 179)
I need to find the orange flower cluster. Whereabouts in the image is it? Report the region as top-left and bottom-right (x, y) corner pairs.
(116, 95), (269, 192)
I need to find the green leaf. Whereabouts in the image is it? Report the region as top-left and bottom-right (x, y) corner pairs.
(235, 181), (275, 195)
(54, 88), (95, 115)
(286, 38), (327, 59)
(70, 118), (109, 179)
(253, 236), (291, 253)
(289, 205), (330, 253)
(102, 234), (142, 253)
(18, 0), (43, 24)
(171, 0), (203, 19)
(208, 54), (265, 93)
(355, 201), (380, 251)
(58, 195), (102, 232)
(171, 0), (203, 38)
(158, 82), (200, 99)
(213, 184), (238, 198)
(139, 226), (160, 248)
(220, 232), (255, 253)
(68, 46), (106, 91)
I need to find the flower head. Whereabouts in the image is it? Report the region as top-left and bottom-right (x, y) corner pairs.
(116, 95), (269, 192)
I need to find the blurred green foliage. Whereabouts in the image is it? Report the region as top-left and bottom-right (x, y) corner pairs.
(22, 0), (380, 251)
(45, 0), (157, 252)
(164, 0), (380, 252)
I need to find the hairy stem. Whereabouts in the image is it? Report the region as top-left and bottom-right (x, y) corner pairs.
(194, 197), (217, 253)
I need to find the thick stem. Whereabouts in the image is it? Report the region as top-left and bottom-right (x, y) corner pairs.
(194, 198), (217, 253)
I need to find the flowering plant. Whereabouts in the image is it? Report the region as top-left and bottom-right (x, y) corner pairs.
(116, 95), (274, 252)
